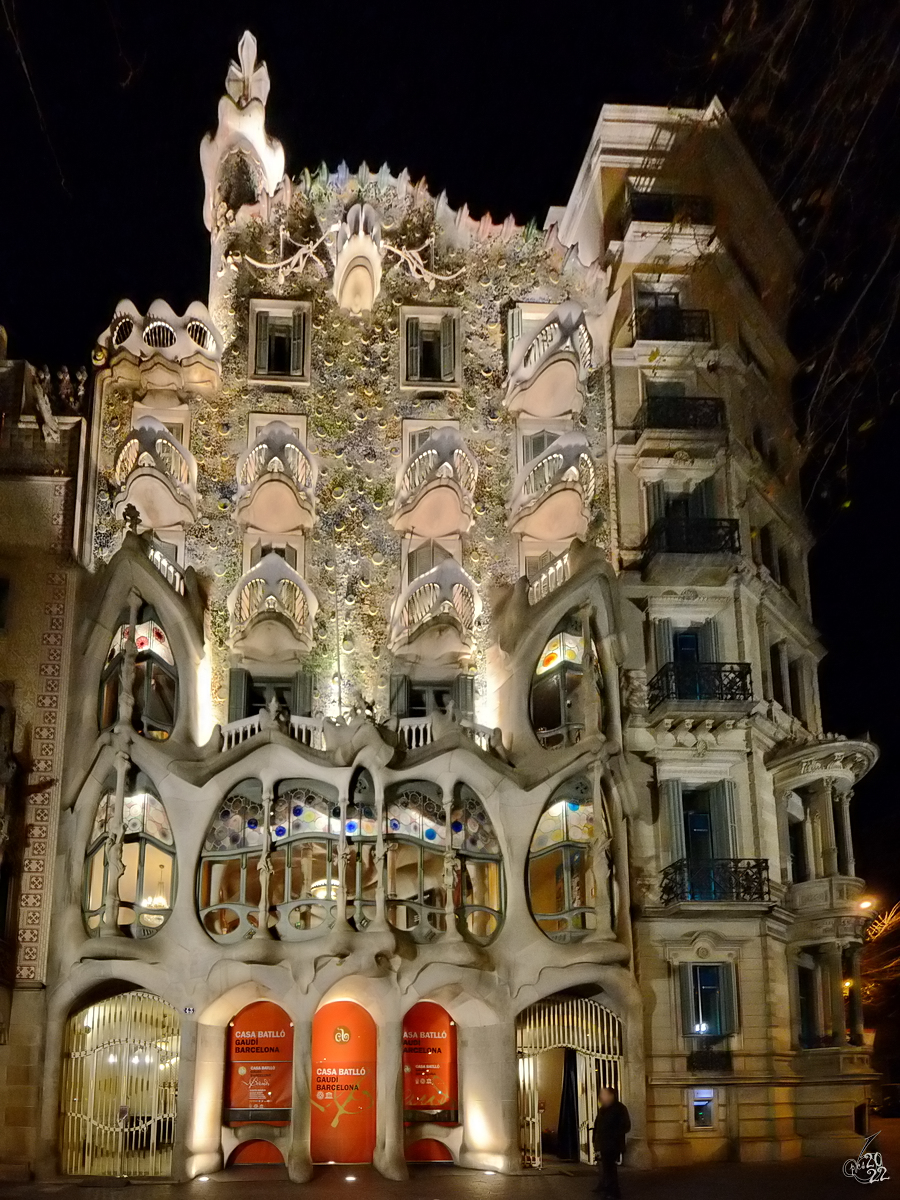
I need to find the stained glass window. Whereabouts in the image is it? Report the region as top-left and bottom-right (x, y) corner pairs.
(535, 632), (584, 676)
(83, 773), (175, 938)
(527, 777), (610, 943)
(100, 605), (177, 740)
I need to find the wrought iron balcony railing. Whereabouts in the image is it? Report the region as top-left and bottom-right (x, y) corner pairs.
(687, 1047), (734, 1072)
(393, 428), (478, 533)
(660, 857), (770, 905)
(645, 516), (740, 557)
(238, 424), (315, 495)
(505, 301), (592, 416)
(632, 308), (712, 343)
(509, 432), (595, 539)
(389, 559), (479, 653)
(634, 395), (725, 433)
(229, 553), (318, 649)
(625, 191), (714, 229)
(648, 661), (752, 709)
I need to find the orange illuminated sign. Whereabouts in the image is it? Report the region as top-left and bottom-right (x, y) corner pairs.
(310, 1001), (377, 1163)
(226, 1001), (293, 1126)
(402, 1001), (458, 1122)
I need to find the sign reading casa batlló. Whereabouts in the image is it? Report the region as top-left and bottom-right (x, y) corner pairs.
(226, 1001), (294, 1126)
(310, 1001), (377, 1163)
(402, 1001), (458, 1123)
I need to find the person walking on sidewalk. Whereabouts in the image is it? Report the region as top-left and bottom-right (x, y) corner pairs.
(592, 1085), (630, 1197)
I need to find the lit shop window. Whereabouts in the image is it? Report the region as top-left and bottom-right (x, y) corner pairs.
(99, 607), (177, 740)
(84, 780), (175, 937)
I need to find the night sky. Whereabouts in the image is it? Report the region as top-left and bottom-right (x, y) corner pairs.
(1, 3), (896, 902)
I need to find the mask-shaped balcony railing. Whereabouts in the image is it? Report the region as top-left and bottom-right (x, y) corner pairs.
(229, 552), (318, 665)
(392, 427), (478, 537)
(506, 301), (593, 417)
(235, 421), (317, 533)
(389, 559), (479, 662)
(113, 416), (199, 528)
(509, 432), (595, 541)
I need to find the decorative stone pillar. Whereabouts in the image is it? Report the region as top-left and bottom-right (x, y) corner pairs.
(824, 942), (847, 1045)
(835, 787), (856, 877)
(253, 790), (274, 938)
(287, 1015), (314, 1183)
(373, 1017), (407, 1180)
(813, 782), (839, 877)
(847, 944), (865, 1045)
(334, 782), (351, 931)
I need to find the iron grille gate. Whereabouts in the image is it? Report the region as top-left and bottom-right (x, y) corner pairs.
(60, 991), (181, 1177)
(516, 996), (623, 1169)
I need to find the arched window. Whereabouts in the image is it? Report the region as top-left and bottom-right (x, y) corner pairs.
(529, 614), (599, 749)
(100, 606), (177, 740)
(527, 776), (610, 942)
(197, 778), (340, 942)
(385, 782), (447, 941)
(385, 782), (504, 943)
(83, 775), (175, 937)
(344, 769), (378, 931)
(450, 784), (503, 941)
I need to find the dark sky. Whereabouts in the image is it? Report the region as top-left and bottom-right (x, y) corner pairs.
(1, 1), (896, 902)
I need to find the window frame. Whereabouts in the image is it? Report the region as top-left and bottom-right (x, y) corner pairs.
(248, 299), (312, 385)
(400, 306), (462, 390)
(402, 534), (461, 586)
(679, 961), (739, 1038)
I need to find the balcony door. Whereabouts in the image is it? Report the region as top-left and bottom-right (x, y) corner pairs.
(681, 784), (736, 899)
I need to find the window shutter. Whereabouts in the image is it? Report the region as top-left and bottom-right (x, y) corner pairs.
(659, 779), (686, 862)
(291, 670), (313, 717)
(389, 674), (409, 717)
(507, 307), (523, 357)
(679, 964), (697, 1035)
(688, 476), (714, 518)
(699, 618), (720, 662)
(452, 674), (475, 720)
(646, 481), (667, 527)
(720, 963), (739, 1034)
(653, 619), (673, 670)
(255, 311), (270, 375)
(290, 308), (306, 376)
(440, 313), (457, 381)
(227, 668), (250, 723)
(710, 780), (737, 859)
(406, 316), (421, 381)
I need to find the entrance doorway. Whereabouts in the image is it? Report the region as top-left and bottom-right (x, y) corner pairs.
(311, 1000), (377, 1163)
(516, 995), (622, 1169)
(60, 990), (181, 1177)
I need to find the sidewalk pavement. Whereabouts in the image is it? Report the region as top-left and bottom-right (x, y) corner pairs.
(6, 1121), (899, 1200)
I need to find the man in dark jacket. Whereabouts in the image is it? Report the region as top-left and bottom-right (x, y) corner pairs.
(592, 1085), (630, 1197)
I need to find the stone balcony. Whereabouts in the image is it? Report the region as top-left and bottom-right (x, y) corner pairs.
(508, 432), (595, 541)
(234, 420), (317, 534)
(633, 394), (726, 463)
(221, 711), (324, 752)
(642, 516), (741, 585)
(391, 427), (478, 537)
(647, 661), (753, 718)
(228, 552), (318, 668)
(389, 559), (479, 666)
(630, 307), (713, 347)
(788, 875), (865, 915)
(505, 301), (593, 417)
(113, 416), (199, 528)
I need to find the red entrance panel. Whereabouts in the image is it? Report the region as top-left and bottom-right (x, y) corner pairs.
(226, 1001), (294, 1126)
(227, 1140), (285, 1166)
(310, 1001), (377, 1164)
(402, 1001), (458, 1122)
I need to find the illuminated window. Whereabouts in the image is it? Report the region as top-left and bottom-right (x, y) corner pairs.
(385, 782), (503, 944)
(679, 963), (738, 1037)
(197, 778), (340, 942)
(530, 617), (601, 748)
(99, 606), (177, 740)
(83, 775), (175, 938)
(527, 776), (606, 943)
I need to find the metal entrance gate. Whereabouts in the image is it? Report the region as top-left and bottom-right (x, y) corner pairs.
(516, 996), (622, 1169)
(60, 991), (181, 1177)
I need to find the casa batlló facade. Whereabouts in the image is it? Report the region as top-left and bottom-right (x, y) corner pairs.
(0, 31), (880, 1182)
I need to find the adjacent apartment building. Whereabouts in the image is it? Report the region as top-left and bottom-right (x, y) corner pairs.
(0, 31), (878, 1182)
